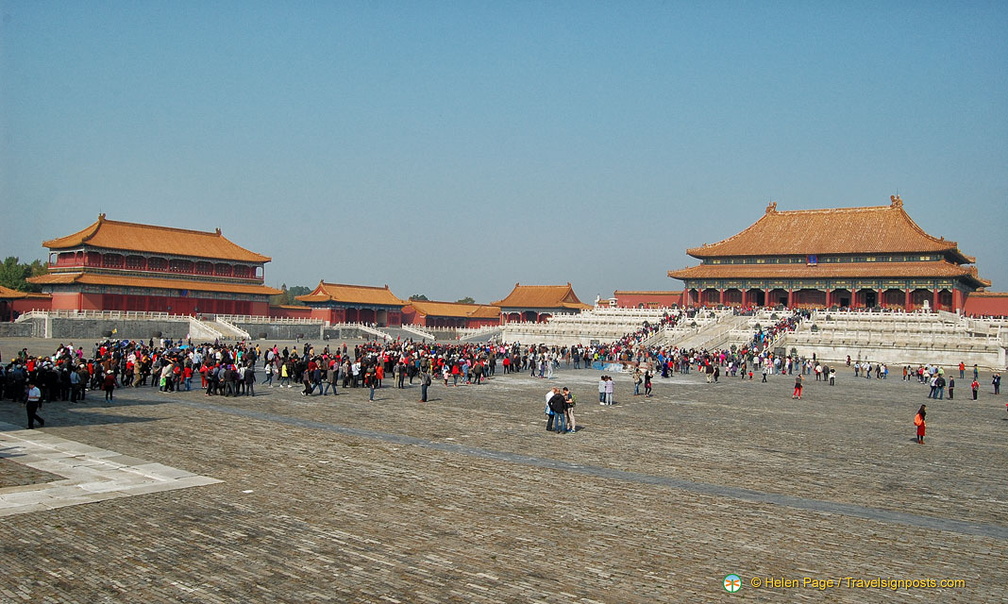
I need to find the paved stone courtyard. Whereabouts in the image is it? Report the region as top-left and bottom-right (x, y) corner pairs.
(1, 338), (1006, 602)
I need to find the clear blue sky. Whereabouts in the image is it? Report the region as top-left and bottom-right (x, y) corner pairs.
(2, 1), (1005, 303)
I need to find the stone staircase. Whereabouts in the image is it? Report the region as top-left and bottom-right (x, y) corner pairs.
(459, 326), (502, 342)
(398, 324), (436, 341)
(187, 318), (225, 341)
(671, 313), (751, 350)
(212, 317), (251, 340)
(380, 326), (432, 342)
(358, 324), (393, 341)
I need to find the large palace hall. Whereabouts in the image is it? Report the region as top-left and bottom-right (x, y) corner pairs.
(668, 196), (990, 313)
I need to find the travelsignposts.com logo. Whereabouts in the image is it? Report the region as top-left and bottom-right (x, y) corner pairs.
(723, 574), (742, 593)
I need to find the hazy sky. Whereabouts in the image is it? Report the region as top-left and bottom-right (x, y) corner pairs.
(2, 2), (1005, 304)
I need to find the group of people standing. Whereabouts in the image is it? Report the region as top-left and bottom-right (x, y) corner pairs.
(545, 387), (576, 434)
(912, 361), (1006, 443)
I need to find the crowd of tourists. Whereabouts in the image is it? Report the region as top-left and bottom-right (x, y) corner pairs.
(3, 304), (1005, 434)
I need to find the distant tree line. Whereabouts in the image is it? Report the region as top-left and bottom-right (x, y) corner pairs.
(410, 294), (476, 304)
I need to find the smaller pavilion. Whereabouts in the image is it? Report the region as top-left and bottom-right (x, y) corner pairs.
(401, 300), (501, 328)
(296, 282), (406, 327)
(492, 283), (591, 323)
(0, 286), (47, 324)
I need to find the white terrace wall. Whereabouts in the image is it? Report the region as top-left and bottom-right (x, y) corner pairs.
(777, 337), (1004, 371)
(781, 310), (1007, 370)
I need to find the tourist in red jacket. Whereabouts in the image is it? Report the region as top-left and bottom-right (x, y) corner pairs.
(914, 405), (926, 444)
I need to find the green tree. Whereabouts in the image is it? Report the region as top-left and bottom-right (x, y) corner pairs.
(269, 284), (311, 306)
(287, 285), (311, 300)
(409, 294), (429, 301)
(0, 257), (45, 292)
(269, 283), (291, 306)
(456, 296), (475, 304)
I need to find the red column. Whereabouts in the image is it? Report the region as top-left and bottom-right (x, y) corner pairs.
(878, 289), (885, 309)
(953, 288), (964, 312)
(932, 289), (940, 311)
(764, 289), (770, 308)
(719, 289), (725, 306)
(905, 289), (912, 310)
(740, 290), (748, 307)
(787, 290), (794, 308)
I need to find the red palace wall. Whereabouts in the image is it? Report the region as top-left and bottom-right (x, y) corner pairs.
(614, 292), (685, 308)
(10, 297), (52, 314)
(49, 292), (104, 311)
(400, 309), (494, 328)
(963, 293), (1008, 317)
(270, 306), (313, 320)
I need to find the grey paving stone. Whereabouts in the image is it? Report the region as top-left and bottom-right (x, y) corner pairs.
(0, 359), (1005, 602)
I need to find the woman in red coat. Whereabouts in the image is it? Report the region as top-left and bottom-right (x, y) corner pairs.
(914, 404), (926, 444)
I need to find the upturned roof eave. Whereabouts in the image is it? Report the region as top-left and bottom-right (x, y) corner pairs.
(41, 215), (271, 263)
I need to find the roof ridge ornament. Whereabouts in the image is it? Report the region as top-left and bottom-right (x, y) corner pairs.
(765, 201), (777, 214)
(890, 194), (903, 208)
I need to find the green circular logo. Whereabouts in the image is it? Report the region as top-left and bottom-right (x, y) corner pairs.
(723, 574), (742, 593)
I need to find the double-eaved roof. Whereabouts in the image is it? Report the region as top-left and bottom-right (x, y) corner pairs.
(296, 282), (406, 307)
(669, 197), (990, 289)
(492, 283), (590, 311)
(42, 214), (270, 263)
(669, 261), (989, 286)
(684, 198), (971, 262)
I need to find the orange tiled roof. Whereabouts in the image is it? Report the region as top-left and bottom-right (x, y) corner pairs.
(28, 272), (282, 296)
(687, 198), (970, 261)
(0, 285), (29, 299)
(668, 260), (992, 287)
(296, 282), (406, 306)
(42, 214), (270, 263)
(407, 300), (501, 319)
(492, 283), (590, 310)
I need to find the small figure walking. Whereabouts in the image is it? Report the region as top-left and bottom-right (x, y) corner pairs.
(26, 380), (45, 429)
(792, 374), (803, 399)
(971, 379), (980, 400)
(103, 370), (117, 401)
(419, 371), (431, 403)
(914, 404), (926, 444)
